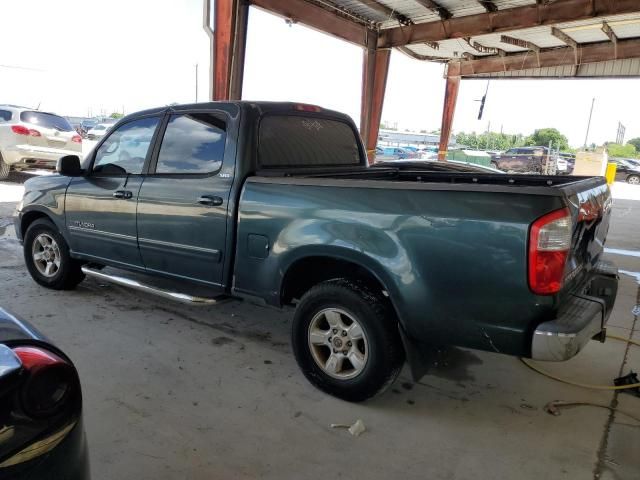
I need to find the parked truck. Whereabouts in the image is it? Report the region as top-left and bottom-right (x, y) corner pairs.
(14, 102), (618, 401)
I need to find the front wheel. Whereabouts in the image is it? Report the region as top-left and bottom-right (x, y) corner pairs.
(627, 175), (640, 185)
(291, 279), (405, 402)
(24, 219), (85, 290)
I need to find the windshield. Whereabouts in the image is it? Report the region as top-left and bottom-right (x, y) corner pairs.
(20, 111), (73, 131)
(259, 115), (361, 168)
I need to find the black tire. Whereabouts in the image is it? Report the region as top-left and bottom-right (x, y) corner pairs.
(0, 154), (9, 180)
(24, 219), (85, 290)
(627, 175), (640, 185)
(292, 279), (405, 402)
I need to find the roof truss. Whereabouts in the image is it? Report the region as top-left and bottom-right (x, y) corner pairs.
(377, 0), (640, 47)
(447, 37), (640, 77)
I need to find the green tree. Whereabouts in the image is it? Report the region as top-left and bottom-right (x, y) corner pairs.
(606, 142), (637, 158)
(455, 131), (526, 151)
(109, 112), (124, 119)
(525, 128), (569, 151)
(627, 137), (640, 151)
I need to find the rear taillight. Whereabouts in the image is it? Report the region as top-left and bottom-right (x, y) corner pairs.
(11, 125), (41, 137)
(13, 346), (77, 418)
(71, 135), (82, 143)
(528, 208), (572, 295)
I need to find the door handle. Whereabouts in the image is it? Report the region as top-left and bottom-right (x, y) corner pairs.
(197, 195), (223, 206)
(113, 190), (133, 199)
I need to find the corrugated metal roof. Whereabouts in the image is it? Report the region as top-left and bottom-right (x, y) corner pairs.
(326, 0), (542, 28)
(468, 58), (640, 78)
(402, 11), (640, 64)
(311, 0), (640, 77)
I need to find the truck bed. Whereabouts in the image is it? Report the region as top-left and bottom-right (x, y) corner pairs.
(254, 165), (604, 197)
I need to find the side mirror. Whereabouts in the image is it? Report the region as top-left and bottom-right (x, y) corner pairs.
(56, 155), (83, 176)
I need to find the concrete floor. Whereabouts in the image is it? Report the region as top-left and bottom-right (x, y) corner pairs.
(0, 172), (638, 480)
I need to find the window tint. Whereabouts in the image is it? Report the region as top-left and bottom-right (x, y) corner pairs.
(93, 117), (159, 175)
(0, 110), (12, 122)
(156, 113), (226, 174)
(259, 115), (360, 168)
(20, 111), (73, 131)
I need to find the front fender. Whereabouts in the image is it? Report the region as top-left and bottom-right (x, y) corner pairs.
(16, 175), (71, 239)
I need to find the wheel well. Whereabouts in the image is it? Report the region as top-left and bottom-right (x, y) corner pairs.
(281, 256), (389, 306)
(20, 211), (51, 238)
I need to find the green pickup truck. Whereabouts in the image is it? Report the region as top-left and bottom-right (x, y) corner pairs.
(14, 102), (618, 401)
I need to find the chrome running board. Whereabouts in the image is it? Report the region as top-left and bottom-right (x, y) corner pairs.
(81, 266), (228, 306)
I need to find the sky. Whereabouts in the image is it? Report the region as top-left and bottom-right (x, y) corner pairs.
(1, 0), (639, 148)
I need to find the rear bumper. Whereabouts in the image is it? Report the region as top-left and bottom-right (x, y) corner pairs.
(531, 260), (618, 361)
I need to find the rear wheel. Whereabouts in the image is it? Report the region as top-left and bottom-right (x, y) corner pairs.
(292, 279), (404, 402)
(627, 175), (640, 185)
(24, 219), (85, 290)
(490, 161), (500, 170)
(0, 155), (9, 180)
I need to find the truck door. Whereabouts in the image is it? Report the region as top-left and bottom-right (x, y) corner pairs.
(65, 116), (161, 267)
(136, 112), (233, 287)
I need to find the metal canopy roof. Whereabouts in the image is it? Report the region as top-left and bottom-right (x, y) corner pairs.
(251, 0), (640, 78)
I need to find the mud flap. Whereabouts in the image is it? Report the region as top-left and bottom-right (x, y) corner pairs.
(398, 324), (442, 382)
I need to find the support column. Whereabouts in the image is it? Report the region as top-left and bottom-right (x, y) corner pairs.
(437, 75), (460, 161)
(360, 47), (391, 165)
(206, 0), (248, 101)
(229, 1), (249, 100)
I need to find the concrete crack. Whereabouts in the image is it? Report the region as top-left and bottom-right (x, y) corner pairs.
(593, 283), (639, 479)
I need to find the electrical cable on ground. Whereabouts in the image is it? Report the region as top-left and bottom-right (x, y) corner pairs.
(520, 333), (640, 390)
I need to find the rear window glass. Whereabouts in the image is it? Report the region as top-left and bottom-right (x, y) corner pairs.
(259, 115), (361, 168)
(156, 113), (226, 174)
(20, 111), (73, 132)
(0, 110), (12, 122)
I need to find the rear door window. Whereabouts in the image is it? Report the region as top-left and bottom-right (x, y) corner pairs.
(155, 113), (226, 174)
(0, 110), (12, 122)
(19, 111), (73, 131)
(259, 115), (361, 168)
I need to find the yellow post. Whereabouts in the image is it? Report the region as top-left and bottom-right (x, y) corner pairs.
(605, 162), (617, 185)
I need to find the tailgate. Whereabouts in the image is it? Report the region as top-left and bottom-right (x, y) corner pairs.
(562, 178), (612, 291)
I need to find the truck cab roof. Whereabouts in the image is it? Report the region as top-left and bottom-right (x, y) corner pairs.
(125, 101), (347, 121)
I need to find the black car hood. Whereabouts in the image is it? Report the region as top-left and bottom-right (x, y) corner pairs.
(0, 307), (47, 343)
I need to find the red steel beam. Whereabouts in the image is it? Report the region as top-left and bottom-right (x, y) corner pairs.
(361, 48), (391, 164)
(378, 0), (640, 47)
(229, 1), (249, 100)
(437, 76), (460, 161)
(212, 0), (249, 100)
(447, 37), (640, 77)
(250, 0), (371, 47)
(213, 0), (235, 100)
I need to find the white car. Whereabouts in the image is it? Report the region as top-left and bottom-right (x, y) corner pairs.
(86, 123), (113, 141)
(0, 105), (82, 179)
(556, 157), (568, 173)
